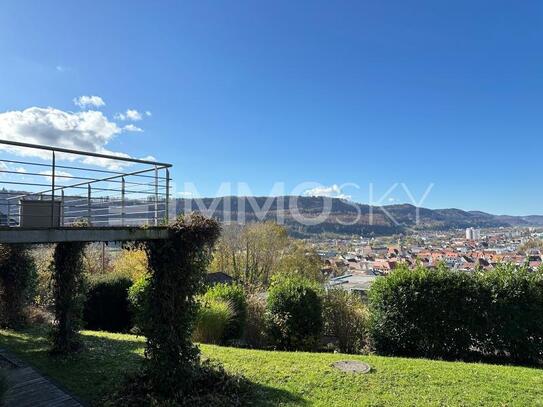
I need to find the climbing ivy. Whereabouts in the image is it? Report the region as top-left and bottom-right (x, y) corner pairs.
(104, 214), (251, 405)
(0, 244), (36, 328)
(50, 241), (88, 353)
(140, 213), (221, 395)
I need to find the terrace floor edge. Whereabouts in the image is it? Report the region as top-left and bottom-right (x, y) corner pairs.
(0, 226), (170, 244)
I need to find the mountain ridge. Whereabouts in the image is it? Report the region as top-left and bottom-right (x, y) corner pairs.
(175, 196), (541, 237)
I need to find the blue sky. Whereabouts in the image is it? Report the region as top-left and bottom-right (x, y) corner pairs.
(0, 1), (542, 215)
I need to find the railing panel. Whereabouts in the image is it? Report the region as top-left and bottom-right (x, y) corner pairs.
(0, 140), (172, 228)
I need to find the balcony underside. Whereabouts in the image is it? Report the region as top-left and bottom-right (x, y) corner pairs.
(0, 227), (170, 244)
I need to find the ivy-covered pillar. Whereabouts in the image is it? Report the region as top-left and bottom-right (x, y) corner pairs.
(0, 244), (35, 328)
(141, 214), (220, 395)
(50, 241), (88, 354)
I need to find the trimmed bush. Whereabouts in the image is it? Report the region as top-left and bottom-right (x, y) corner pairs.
(479, 265), (543, 363)
(369, 265), (484, 360)
(323, 289), (368, 354)
(203, 283), (247, 342)
(193, 298), (234, 344)
(369, 264), (543, 364)
(266, 276), (323, 351)
(83, 275), (133, 332)
(0, 244), (36, 328)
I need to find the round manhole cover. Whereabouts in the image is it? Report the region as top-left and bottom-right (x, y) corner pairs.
(332, 360), (371, 374)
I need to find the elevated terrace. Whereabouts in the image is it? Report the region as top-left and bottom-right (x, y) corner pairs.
(0, 139), (172, 243)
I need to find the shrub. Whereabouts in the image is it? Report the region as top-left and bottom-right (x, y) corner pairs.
(243, 294), (268, 348)
(478, 265), (543, 363)
(193, 298), (234, 344)
(323, 289), (368, 354)
(266, 275), (323, 351)
(128, 275), (150, 333)
(369, 265), (484, 360)
(0, 244), (37, 328)
(203, 283), (247, 342)
(83, 275), (133, 332)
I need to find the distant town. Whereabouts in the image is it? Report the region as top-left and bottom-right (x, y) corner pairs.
(312, 226), (543, 294)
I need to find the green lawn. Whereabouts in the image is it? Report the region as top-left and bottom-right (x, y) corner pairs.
(1, 327), (543, 406)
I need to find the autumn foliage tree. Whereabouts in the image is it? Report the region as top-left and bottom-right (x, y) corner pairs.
(210, 222), (322, 288)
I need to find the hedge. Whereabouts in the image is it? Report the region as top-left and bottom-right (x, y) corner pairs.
(369, 264), (543, 364)
(478, 265), (543, 363)
(83, 275), (133, 332)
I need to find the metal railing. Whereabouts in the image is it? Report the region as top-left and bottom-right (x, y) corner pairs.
(0, 139), (172, 228)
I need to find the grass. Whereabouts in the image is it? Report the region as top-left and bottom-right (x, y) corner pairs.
(1, 327), (543, 406)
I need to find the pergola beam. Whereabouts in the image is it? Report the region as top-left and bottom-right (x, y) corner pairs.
(0, 227), (171, 244)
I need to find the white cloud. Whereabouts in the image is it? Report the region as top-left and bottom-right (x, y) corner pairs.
(0, 106), (129, 168)
(115, 109), (143, 121)
(145, 111), (152, 117)
(140, 155), (156, 161)
(73, 95), (106, 109)
(126, 109), (142, 121)
(303, 184), (351, 200)
(123, 124), (143, 132)
(15, 167), (27, 173)
(82, 152), (132, 169)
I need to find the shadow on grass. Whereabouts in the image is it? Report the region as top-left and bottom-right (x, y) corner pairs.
(0, 325), (146, 359)
(0, 328), (49, 355)
(80, 332), (309, 406)
(1, 327), (308, 406)
(248, 381), (309, 406)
